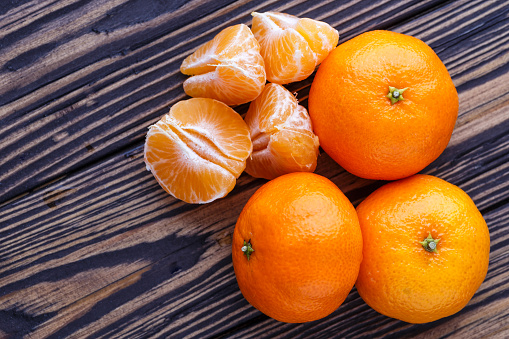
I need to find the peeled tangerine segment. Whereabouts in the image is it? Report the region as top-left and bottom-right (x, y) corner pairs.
(245, 83), (320, 180)
(180, 24), (266, 106)
(251, 11), (339, 84)
(144, 98), (252, 204)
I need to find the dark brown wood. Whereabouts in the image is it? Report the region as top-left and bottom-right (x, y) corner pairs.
(0, 0), (449, 202)
(0, 0), (508, 338)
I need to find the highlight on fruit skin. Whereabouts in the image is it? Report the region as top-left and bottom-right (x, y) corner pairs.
(244, 83), (320, 180)
(309, 30), (458, 181)
(180, 24), (266, 106)
(251, 11), (339, 85)
(355, 174), (490, 324)
(232, 172), (363, 323)
(144, 98), (252, 204)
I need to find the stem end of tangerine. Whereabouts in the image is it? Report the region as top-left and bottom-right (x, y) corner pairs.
(242, 240), (254, 260)
(387, 86), (408, 105)
(420, 232), (440, 253)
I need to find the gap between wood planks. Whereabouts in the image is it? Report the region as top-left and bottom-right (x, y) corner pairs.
(1, 0), (509, 338)
(0, 0), (454, 205)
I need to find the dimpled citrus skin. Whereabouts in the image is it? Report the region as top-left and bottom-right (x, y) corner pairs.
(308, 30), (458, 180)
(232, 172), (363, 323)
(355, 175), (490, 324)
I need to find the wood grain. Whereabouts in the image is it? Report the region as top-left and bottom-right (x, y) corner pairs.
(0, 0), (449, 202)
(0, 0), (508, 338)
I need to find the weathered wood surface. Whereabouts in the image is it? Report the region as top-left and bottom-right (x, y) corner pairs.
(0, 0), (508, 338)
(0, 0), (450, 202)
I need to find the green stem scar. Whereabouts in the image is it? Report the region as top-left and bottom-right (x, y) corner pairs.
(241, 240), (254, 260)
(387, 86), (408, 105)
(420, 233), (440, 253)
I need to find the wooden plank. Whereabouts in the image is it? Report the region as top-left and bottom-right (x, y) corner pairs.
(2, 133), (507, 338)
(0, 0), (450, 202)
(0, 0), (508, 338)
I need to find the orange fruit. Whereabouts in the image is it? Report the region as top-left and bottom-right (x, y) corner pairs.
(355, 174), (490, 323)
(309, 30), (458, 180)
(251, 12), (339, 85)
(180, 24), (266, 106)
(244, 83), (320, 180)
(144, 98), (252, 204)
(232, 172), (363, 323)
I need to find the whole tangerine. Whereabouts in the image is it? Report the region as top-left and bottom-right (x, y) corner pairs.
(232, 172), (363, 323)
(309, 30), (458, 180)
(355, 174), (490, 323)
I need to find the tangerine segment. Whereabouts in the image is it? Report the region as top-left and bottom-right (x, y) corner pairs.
(144, 98), (252, 204)
(244, 83), (319, 179)
(181, 24), (266, 106)
(251, 12), (338, 84)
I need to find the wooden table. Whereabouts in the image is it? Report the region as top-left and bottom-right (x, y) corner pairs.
(1, 0), (508, 337)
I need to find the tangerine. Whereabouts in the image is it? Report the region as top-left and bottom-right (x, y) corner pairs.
(355, 174), (490, 323)
(244, 83), (320, 180)
(232, 172), (363, 323)
(144, 98), (252, 204)
(251, 12), (338, 85)
(180, 24), (266, 106)
(309, 30), (458, 180)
